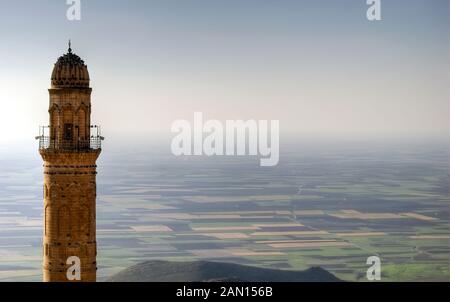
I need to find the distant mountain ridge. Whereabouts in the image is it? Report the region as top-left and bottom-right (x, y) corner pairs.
(107, 260), (341, 282)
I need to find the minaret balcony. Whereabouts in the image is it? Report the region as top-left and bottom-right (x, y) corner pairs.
(36, 125), (104, 152)
(36, 136), (103, 151)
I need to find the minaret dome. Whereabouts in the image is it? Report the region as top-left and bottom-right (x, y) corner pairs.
(51, 42), (90, 88)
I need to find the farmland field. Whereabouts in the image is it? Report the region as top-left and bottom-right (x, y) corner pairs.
(0, 139), (449, 281)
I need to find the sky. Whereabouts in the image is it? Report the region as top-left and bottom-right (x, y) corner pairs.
(0, 0), (448, 150)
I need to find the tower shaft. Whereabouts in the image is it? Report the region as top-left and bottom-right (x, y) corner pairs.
(41, 151), (99, 282)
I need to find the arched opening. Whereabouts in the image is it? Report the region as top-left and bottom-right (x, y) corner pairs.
(62, 107), (74, 148)
(49, 107), (60, 142)
(45, 205), (51, 236)
(78, 107), (87, 140)
(58, 206), (71, 238)
(80, 204), (90, 237)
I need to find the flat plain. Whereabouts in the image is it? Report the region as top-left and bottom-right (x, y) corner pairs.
(0, 140), (448, 281)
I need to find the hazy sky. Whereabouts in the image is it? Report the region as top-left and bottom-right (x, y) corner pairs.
(0, 0), (448, 148)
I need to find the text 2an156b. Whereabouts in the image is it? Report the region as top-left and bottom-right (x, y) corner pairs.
(220, 287), (273, 297)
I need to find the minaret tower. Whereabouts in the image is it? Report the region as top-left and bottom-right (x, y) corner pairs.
(37, 42), (102, 282)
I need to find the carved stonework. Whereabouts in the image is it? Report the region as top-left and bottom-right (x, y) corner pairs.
(51, 49), (90, 88)
(40, 46), (101, 282)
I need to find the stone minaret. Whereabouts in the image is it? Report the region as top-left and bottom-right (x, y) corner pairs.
(38, 43), (102, 282)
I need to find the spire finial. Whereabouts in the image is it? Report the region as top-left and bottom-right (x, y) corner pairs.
(68, 39), (72, 53)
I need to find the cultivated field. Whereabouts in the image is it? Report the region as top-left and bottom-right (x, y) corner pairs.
(0, 141), (449, 281)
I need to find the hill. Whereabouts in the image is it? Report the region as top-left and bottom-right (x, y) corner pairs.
(107, 260), (341, 282)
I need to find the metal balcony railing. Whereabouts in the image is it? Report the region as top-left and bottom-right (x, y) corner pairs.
(37, 125), (103, 151)
(37, 136), (103, 151)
